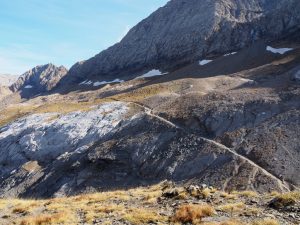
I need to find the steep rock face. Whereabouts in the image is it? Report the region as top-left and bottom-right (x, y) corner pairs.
(10, 64), (68, 96)
(59, 0), (300, 86)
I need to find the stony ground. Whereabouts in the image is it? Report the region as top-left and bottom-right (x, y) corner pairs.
(0, 182), (299, 225)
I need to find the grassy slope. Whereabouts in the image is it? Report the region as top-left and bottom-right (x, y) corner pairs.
(0, 183), (299, 225)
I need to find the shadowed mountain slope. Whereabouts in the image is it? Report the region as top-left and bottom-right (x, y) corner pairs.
(58, 0), (300, 88)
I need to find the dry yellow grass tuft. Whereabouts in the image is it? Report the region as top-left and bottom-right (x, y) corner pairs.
(172, 204), (215, 224)
(0, 98), (113, 127)
(232, 190), (258, 198)
(219, 192), (237, 200)
(278, 191), (300, 201)
(12, 207), (29, 214)
(201, 188), (213, 198)
(269, 191), (280, 197)
(189, 187), (216, 199)
(113, 82), (181, 102)
(217, 202), (245, 215)
(122, 207), (167, 224)
(19, 212), (74, 225)
(82, 204), (125, 223)
(243, 206), (262, 216)
(220, 220), (246, 225)
(201, 219), (246, 225)
(251, 218), (280, 225)
(0, 185), (297, 225)
(269, 191), (300, 208)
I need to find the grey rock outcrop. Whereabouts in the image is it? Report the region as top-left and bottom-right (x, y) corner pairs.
(59, 0), (300, 86)
(10, 64), (68, 95)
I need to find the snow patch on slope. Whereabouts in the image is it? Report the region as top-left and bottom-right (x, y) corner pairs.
(199, 59), (213, 66)
(135, 69), (167, 79)
(266, 46), (293, 55)
(224, 52), (237, 56)
(93, 79), (124, 87)
(80, 79), (124, 86)
(79, 80), (93, 85)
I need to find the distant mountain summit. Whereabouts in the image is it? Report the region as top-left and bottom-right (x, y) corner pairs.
(59, 0), (300, 86)
(0, 74), (17, 101)
(0, 74), (18, 87)
(10, 64), (68, 97)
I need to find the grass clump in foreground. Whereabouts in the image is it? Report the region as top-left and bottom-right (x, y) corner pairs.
(200, 218), (280, 225)
(251, 218), (280, 225)
(122, 207), (167, 225)
(19, 212), (75, 225)
(172, 204), (215, 224)
(269, 191), (300, 209)
(217, 202), (245, 214)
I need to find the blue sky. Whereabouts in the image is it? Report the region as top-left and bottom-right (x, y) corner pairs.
(0, 0), (168, 75)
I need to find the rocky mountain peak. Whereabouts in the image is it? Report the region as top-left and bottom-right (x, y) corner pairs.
(0, 74), (18, 87)
(58, 0), (300, 87)
(10, 63), (68, 96)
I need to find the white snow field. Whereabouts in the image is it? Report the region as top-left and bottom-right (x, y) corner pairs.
(199, 59), (213, 65)
(266, 46), (293, 54)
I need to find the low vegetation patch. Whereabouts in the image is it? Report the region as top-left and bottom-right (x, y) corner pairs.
(0, 184), (297, 225)
(217, 202), (246, 216)
(232, 190), (258, 198)
(19, 212), (73, 225)
(251, 218), (280, 225)
(0, 97), (114, 127)
(172, 204), (215, 224)
(269, 191), (300, 209)
(123, 207), (167, 224)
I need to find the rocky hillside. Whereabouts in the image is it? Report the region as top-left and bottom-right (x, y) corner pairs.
(0, 0), (299, 219)
(0, 40), (299, 199)
(58, 0), (300, 87)
(10, 64), (68, 97)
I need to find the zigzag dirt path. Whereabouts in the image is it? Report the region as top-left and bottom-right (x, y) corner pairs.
(125, 100), (291, 192)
